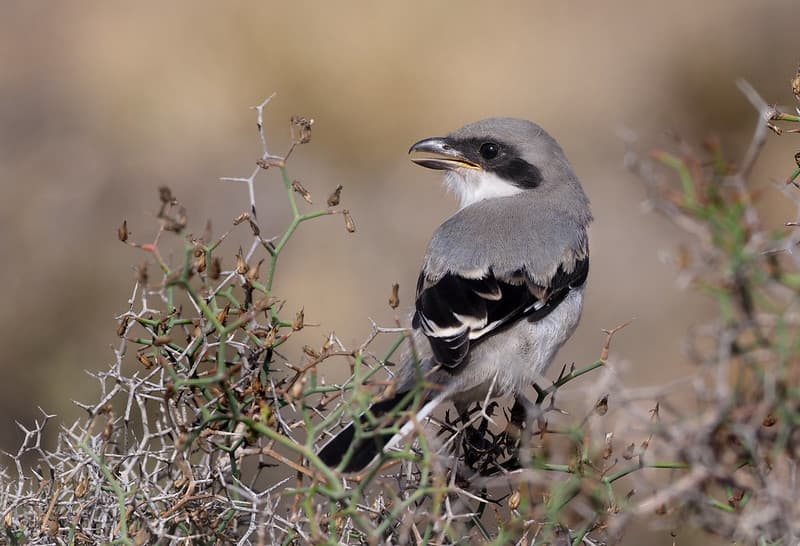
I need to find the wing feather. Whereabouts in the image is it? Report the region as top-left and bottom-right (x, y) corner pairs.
(413, 257), (589, 369)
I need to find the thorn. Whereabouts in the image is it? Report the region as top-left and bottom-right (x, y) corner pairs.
(235, 248), (249, 275)
(291, 180), (313, 204)
(118, 220), (129, 243)
(601, 319), (634, 362)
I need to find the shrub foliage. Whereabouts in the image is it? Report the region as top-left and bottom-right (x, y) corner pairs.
(2, 72), (800, 545)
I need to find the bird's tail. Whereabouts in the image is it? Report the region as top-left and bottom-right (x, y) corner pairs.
(317, 392), (412, 472)
(317, 389), (448, 473)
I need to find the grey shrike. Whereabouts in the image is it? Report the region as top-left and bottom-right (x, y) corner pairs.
(318, 118), (592, 472)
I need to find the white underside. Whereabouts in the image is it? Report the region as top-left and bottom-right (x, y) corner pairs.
(397, 287), (585, 403)
(381, 288), (585, 461)
(448, 287), (584, 404)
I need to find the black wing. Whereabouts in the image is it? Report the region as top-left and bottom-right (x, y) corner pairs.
(413, 258), (589, 369)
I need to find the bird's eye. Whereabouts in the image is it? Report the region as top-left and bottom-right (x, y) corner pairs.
(479, 142), (499, 160)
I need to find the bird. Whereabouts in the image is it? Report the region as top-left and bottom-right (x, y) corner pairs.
(318, 118), (592, 472)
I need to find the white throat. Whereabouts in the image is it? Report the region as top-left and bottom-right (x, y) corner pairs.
(444, 169), (523, 209)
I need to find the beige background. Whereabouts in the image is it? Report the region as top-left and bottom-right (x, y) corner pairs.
(1, 3), (798, 543)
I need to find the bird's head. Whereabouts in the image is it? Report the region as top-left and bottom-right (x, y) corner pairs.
(409, 118), (585, 210)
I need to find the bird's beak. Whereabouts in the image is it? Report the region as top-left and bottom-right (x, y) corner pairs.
(408, 137), (481, 171)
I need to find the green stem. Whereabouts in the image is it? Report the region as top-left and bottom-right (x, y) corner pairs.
(238, 416), (344, 497)
(604, 461), (688, 484)
(774, 112), (800, 123)
(540, 360), (605, 401)
(267, 210), (333, 291)
(571, 513), (598, 546)
(787, 166), (800, 185)
(180, 280), (225, 333)
(280, 165), (300, 219)
(78, 442), (134, 546)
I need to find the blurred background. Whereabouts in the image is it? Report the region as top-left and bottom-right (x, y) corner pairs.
(1, 2), (798, 543)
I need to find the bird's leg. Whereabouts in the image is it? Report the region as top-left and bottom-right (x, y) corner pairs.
(455, 400), (472, 429)
(533, 382), (548, 405)
(502, 393), (545, 463)
(455, 401), (494, 467)
(508, 396), (528, 431)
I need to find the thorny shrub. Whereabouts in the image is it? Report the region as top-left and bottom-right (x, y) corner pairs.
(2, 69), (800, 546)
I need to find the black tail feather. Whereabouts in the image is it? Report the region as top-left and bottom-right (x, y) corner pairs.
(318, 392), (411, 473)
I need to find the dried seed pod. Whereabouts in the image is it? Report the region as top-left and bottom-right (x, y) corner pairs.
(343, 209), (356, 233)
(263, 327), (277, 348)
(233, 213), (250, 225)
(102, 417), (114, 441)
(236, 249), (249, 275)
(595, 394), (609, 416)
(246, 259), (263, 283)
(508, 489), (521, 510)
(195, 249), (207, 273)
(293, 308), (305, 331)
(603, 432), (613, 459)
(292, 180), (313, 204)
(159, 186), (174, 204)
(216, 304), (230, 326)
(254, 295), (279, 312)
(137, 353), (154, 369)
(118, 220), (129, 242)
(117, 316), (131, 337)
(389, 283), (400, 309)
(322, 333), (335, 355)
(728, 489), (745, 508)
(303, 345), (321, 359)
(209, 256), (221, 280)
(290, 115), (314, 144)
(622, 442), (635, 460)
(327, 184), (343, 207)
